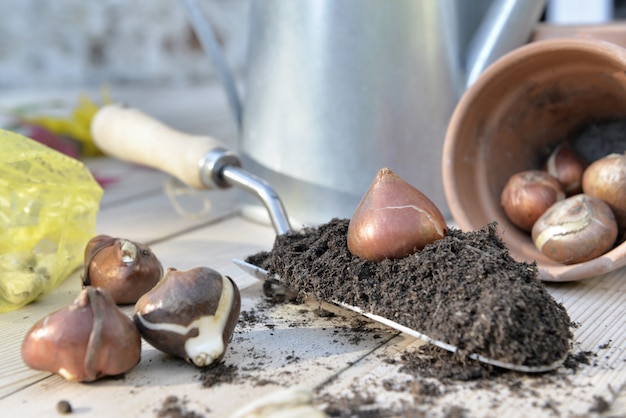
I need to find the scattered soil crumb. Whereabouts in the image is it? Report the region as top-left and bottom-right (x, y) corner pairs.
(314, 307), (336, 318)
(541, 399), (560, 415)
(199, 363), (238, 388)
(322, 391), (383, 418)
(399, 344), (504, 382)
(155, 395), (205, 418)
(56, 400), (72, 415)
(562, 351), (595, 371)
(198, 359), (280, 389)
(589, 395), (610, 413)
(444, 406), (468, 418)
(238, 309), (262, 326)
(398, 344), (594, 382)
(247, 220), (572, 368)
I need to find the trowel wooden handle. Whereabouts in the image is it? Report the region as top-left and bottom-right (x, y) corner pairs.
(91, 104), (233, 189)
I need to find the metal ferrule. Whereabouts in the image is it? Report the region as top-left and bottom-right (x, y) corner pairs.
(197, 147), (242, 189)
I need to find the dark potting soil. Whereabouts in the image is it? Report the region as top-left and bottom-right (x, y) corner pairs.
(571, 119), (626, 162)
(155, 395), (206, 418)
(246, 219), (572, 368)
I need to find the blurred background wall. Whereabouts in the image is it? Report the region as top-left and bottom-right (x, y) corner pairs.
(0, 0), (250, 88)
(1, 0), (626, 89)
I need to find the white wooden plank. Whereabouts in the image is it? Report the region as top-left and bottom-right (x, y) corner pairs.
(314, 269), (626, 417)
(4, 84), (626, 417)
(95, 185), (238, 245)
(0, 280), (399, 417)
(85, 158), (168, 209)
(8, 215), (626, 417)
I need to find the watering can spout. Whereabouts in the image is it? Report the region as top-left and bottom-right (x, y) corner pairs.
(465, 0), (547, 89)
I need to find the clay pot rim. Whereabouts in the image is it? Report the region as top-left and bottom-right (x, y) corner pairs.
(443, 37), (626, 282)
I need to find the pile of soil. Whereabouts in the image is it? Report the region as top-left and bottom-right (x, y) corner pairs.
(246, 220), (572, 368)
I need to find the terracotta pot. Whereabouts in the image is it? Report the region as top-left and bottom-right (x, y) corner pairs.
(532, 22), (626, 49)
(443, 38), (626, 282)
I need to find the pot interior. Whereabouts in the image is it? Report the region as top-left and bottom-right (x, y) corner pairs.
(443, 38), (626, 280)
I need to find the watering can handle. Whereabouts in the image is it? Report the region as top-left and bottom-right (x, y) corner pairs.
(183, 0), (243, 131)
(465, 0), (547, 89)
(91, 104), (239, 190)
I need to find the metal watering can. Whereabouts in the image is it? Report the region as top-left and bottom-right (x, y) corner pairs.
(184, 0), (547, 226)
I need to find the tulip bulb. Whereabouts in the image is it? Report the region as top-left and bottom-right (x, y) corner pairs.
(545, 143), (587, 195)
(500, 170), (565, 232)
(532, 194), (618, 264)
(133, 267), (241, 367)
(582, 152), (626, 229)
(347, 167), (447, 261)
(83, 235), (163, 304)
(21, 287), (141, 382)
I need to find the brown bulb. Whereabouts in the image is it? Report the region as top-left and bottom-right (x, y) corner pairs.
(532, 194), (618, 264)
(500, 170), (565, 232)
(84, 234), (111, 259)
(545, 143), (587, 195)
(347, 167), (447, 261)
(83, 235), (163, 304)
(582, 152), (626, 229)
(21, 287), (141, 382)
(133, 267), (241, 368)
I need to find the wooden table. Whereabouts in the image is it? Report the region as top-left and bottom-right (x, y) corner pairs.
(2, 85), (626, 417)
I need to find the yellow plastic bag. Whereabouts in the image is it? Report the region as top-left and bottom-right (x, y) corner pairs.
(0, 130), (103, 312)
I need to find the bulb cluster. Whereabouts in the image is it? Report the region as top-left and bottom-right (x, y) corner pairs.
(501, 145), (625, 264)
(22, 237), (241, 382)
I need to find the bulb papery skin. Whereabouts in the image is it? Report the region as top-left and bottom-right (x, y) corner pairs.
(531, 194), (617, 264)
(582, 152), (626, 229)
(347, 167), (447, 261)
(500, 170), (565, 232)
(133, 267), (241, 368)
